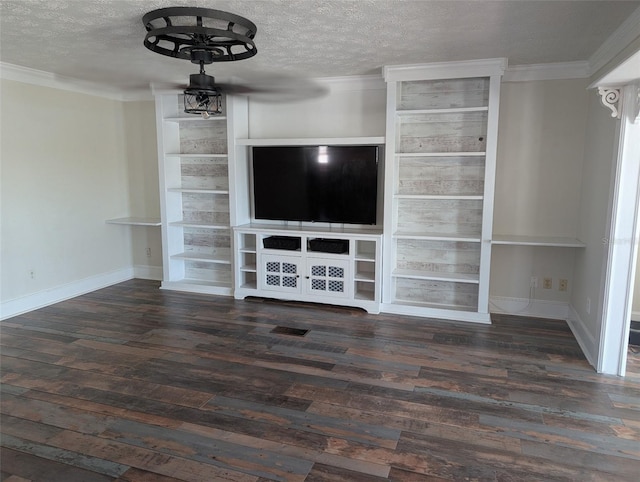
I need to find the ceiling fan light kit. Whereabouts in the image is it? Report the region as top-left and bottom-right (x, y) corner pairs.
(142, 6), (258, 116)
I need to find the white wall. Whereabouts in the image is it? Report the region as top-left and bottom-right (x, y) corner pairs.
(122, 101), (162, 276)
(248, 78), (386, 138)
(0, 80), (156, 317)
(490, 79), (589, 305)
(569, 89), (619, 360)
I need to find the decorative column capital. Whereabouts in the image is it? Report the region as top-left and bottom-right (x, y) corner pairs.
(598, 87), (621, 119)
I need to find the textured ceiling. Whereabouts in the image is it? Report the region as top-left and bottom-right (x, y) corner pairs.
(1, 0), (639, 93)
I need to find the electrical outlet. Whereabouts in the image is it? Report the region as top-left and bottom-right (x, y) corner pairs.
(559, 279), (568, 291)
(530, 276), (538, 288)
(146, 247), (151, 258)
(543, 277), (552, 289)
(28, 269), (35, 279)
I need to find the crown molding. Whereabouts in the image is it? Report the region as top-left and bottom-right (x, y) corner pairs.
(384, 58), (507, 82)
(315, 74), (385, 91)
(503, 61), (590, 82)
(588, 5), (640, 77)
(0, 62), (152, 101)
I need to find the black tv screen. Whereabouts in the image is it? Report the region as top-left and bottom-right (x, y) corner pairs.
(252, 145), (378, 225)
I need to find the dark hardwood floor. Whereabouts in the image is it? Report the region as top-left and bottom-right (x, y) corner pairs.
(1, 279), (639, 481)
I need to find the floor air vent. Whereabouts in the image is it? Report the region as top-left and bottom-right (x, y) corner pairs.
(271, 326), (309, 337)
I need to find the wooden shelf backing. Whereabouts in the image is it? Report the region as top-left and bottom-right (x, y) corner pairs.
(492, 235), (586, 248)
(106, 217), (161, 226)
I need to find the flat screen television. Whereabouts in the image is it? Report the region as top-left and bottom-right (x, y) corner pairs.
(252, 145), (378, 225)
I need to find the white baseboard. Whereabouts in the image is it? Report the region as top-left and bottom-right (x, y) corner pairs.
(0, 268), (134, 320)
(631, 311), (640, 322)
(134, 265), (163, 281)
(489, 296), (569, 320)
(566, 304), (598, 369)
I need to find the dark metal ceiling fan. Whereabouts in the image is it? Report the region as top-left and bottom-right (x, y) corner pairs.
(142, 7), (326, 117)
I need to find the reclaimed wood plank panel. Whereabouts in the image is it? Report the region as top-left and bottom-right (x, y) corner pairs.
(399, 77), (489, 110)
(397, 156), (485, 196)
(179, 123), (227, 155)
(181, 157), (229, 190)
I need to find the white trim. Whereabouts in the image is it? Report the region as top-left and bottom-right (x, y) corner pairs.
(597, 83), (640, 376)
(632, 311), (640, 322)
(236, 137), (385, 146)
(503, 61), (590, 82)
(384, 58), (507, 82)
(0, 268), (134, 320)
(133, 265), (163, 281)
(567, 304), (598, 369)
(598, 87), (622, 119)
(380, 304), (491, 324)
(489, 296), (569, 320)
(0, 62), (152, 101)
(588, 5), (640, 77)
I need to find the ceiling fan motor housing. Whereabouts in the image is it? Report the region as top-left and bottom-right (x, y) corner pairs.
(186, 73), (218, 93)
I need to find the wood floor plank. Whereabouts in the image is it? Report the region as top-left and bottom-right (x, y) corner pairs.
(0, 447), (114, 482)
(2, 279), (640, 481)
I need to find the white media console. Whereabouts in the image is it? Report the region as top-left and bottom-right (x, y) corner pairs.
(233, 224), (383, 313)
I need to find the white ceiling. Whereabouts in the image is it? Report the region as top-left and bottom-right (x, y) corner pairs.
(1, 0), (639, 94)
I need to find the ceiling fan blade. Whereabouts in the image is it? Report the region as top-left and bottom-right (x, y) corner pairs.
(216, 77), (329, 103)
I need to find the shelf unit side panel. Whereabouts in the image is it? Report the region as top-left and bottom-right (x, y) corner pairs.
(477, 74), (503, 313)
(382, 81), (400, 303)
(227, 96), (251, 227)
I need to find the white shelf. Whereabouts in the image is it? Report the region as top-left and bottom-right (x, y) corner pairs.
(395, 194), (483, 200)
(169, 221), (230, 229)
(353, 271), (376, 283)
(492, 235), (586, 248)
(171, 253), (231, 264)
(236, 137), (385, 146)
(392, 268), (479, 284)
(239, 264), (257, 272)
(164, 115), (227, 123)
(106, 217), (161, 226)
(167, 188), (230, 194)
(165, 279), (232, 289)
(236, 222), (382, 237)
(393, 231), (482, 242)
(395, 151), (486, 157)
(391, 298), (477, 312)
(396, 106), (489, 115)
(165, 153), (228, 158)
(355, 253), (376, 262)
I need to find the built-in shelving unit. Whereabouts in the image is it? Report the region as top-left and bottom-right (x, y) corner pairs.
(154, 92), (248, 295)
(382, 59), (506, 323)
